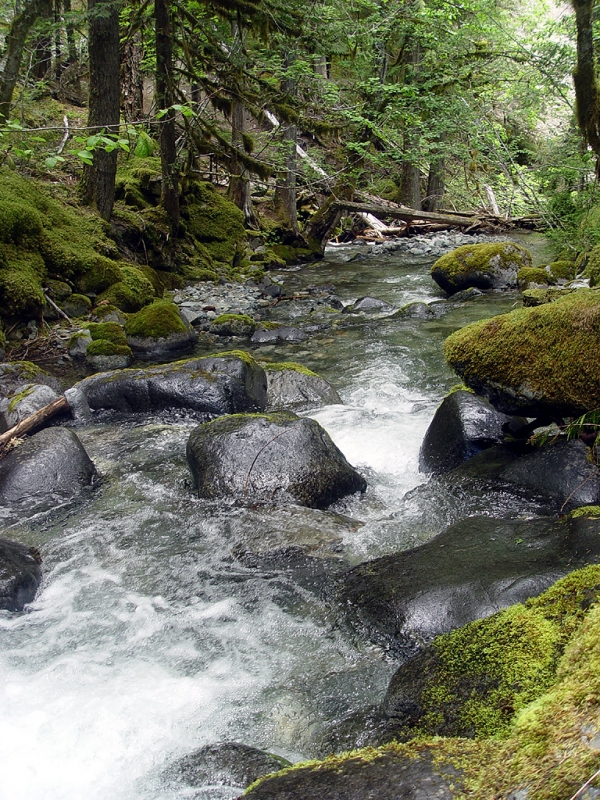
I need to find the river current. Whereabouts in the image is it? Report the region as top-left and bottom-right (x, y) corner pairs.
(0, 234), (552, 800)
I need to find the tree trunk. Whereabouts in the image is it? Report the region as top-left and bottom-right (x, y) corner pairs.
(121, 31), (144, 123)
(398, 39), (422, 209)
(0, 0), (51, 120)
(313, 55), (328, 78)
(155, 0), (179, 230)
(63, 0), (77, 64)
(423, 155), (445, 212)
(304, 180), (355, 253)
(31, 0), (53, 80)
(274, 53), (299, 235)
(81, 0), (120, 221)
(572, 0), (600, 169)
(54, 0), (62, 75)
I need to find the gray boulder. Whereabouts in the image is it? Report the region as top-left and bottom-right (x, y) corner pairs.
(0, 537), (42, 611)
(74, 353), (267, 416)
(419, 390), (526, 475)
(0, 428), (96, 505)
(342, 296), (394, 314)
(0, 362), (59, 400)
(265, 363), (342, 412)
(252, 326), (307, 344)
(241, 745), (460, 800)
(186, 411), (366, 509)
(165, 742), (290, 790)
(0, 383), (61, 433)
(337, 515), (600, 656)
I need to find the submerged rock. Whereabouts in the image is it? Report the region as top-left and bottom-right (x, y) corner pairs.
(241, 743), (460, 800)
(444, 288), (600, 416)
(186, 411), (366, 509)
(166, 742), (290, 790)
(431, 241), (531, 295)
(337, 515), (600, 655)
(0, 427), (96, 505)
(74, 351), (267, 415)
(265, 362), (342, 412)
(0, 537), (42, 611)
(419, 390), (526, 475)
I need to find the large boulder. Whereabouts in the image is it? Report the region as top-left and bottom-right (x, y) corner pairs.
(0, 537), (42, 611)
(186, 411), (366, 509)
(165, 742), (290, 790)
(0, 427), (96, 505)
(240, 742), (462, 800)
(0, 383), (61, 432)
(419, 389), (526, 475)
(0, 361), (59, 400)
(265, 362), (342, 412)
(383, 564), (600, 741)
(337, 515), (600, 656)
(74, 351), (267, 415)
(125, 300), (197, 360)
(430, 241), (531, 295)
(444, 288), (600, 417)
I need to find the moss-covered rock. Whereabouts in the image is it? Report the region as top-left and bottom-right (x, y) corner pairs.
(115, 159), (162, 210)
(431, 241), (532, 295)
(86, 339), (132, 358)
(86, 321), (128, 346)
(444, 288), (600, 416)
(181, 182), (245, 265)
(209, 313), (258, 337)
(270, 243), (316, 264)
(517, 266), (554, 289)
(568, 504), (600, 519)
(583, 243), (600, 287)
(45, 279), (72, 301)
(521, 287), (574, 307)
(547, 260), (576, 281)
(61, 293), (92, 318)
(96, 264), (155, 312)
(125, 300), (195, 360)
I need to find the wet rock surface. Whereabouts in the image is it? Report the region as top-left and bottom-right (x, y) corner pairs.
(265, 365), (342, 412)
(186, 411), (366, 509)
(419, 390), (526, 475)
(75, 353), (267, 416)
(337, 515), (600, 655)
(0, 383), (60, 432)
(165, 741), (290, 790)
(0, 537), (43, 611)
(0, 427), (96, 506)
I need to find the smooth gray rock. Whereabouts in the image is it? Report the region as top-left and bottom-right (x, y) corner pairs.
(74, 354), (267, 416)
(447, 287), (484, 303)
(186, 411), (366, 509)
(0, 428), (96, 505)
(265, 366), (342, 412)
(342, 296), (394, 314)
(0, 538), (42, 611)
(0, 383), (60, 433)
(419, 390), (526, 475)
(337, 515), (600, 656)
(0, 362), (59, 400)
(166, 742), (290, 789)
(251, 327), (307, 344)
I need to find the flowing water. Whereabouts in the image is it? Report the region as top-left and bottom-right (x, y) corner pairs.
(0, 233), (553, 800)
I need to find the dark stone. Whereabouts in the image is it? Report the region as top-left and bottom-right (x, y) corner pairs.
(241, 747), (459, 800)
(127, 327), (197, 361)
(0, 428), (96, 505)
(262, 283), (284, 298)
(266, 368), (342, 412)
(186, 411), (366, 509)
(447, 287), (484, 303)
(166, 742), (290, 789)
(252, 327), (307, 344)
(0, 362), (60, 400)
(445, 438), (600, 511)
(74, 354), (267, 415)
(0, 537), (42, 611)
(390, 301), (436, 320)
(419, 390), (526, 475)
(342, 296), (394, 314)
(337, 515), (600, 656)
(327, 295), (344, 310)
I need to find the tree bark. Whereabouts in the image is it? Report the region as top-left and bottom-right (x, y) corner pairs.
(121, 31), (144, 123)
(31, 0), (53, 80)
(423, 154), (445, 212)
(155, 0), (179, 230)
(274, 53), (299, 235)
(0, 0), (52, 120)
(63, 0), (77, 64)
(304, 180), (355, 253)
(571, 0), (600, 168)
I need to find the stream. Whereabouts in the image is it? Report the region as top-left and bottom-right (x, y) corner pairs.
(0, 232), (553, 800)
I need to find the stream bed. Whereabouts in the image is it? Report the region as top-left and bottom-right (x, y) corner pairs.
(0, 232), (553, 800)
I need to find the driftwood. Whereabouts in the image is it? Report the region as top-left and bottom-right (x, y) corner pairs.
(0, 396), (69, 451)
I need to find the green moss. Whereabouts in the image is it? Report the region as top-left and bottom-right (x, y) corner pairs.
(583, 243), (600, 287)
(7, 384), (34, 413)
(182, 182), (245, 265)
(431, 242), (532, 291)
(206, 349), (259, 367)
(45, 279), (72, 301)
(568, 505), (600, 519)
(0, 200), (43, 245)
(125, 300), (186, 339)
(447, 383), (475, 395)
(86, 322), (128, 346)
(270, 244), (316, 264)
(517, 266), (554, 287)
(547, 260), (576, 281)
(264, 361), (319, 377)
(115, 158), (162, 210)
(444, 288), (600, 415)
(521, 287), (573, 307)
(97, 265), (155, 312)
(0, 249), (46, 316)
(86, 339), (133, 357)
(201, 411), (297, 434)
(210, 313), (258, 336)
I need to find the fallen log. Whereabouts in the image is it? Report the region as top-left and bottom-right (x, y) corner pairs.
(0, 396), (69, 451)
(336, 200), (480, 227)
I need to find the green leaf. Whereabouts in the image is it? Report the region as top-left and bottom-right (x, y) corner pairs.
(77, 150), (94, 165)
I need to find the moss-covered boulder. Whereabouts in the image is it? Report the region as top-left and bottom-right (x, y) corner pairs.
(186, 411), (366, 508)
(125, 300), (196, 360)
(521, 286), (574, 307)
(61, 293), (92, 318)
(431, 241), (531, 295)
(547, 260), (576, 281)
(444, 288), (600, 417)
(96, 264), (155, 312)
(209, 313), (258, 337)
(517, 266), (554, 289)
(384, 565), (600, 740)
(265, 362), (342, 412)
(181, 182), (245, 265)
(583, 243), (600, 287)
(0, 383), (60, 432)
(82, 321), (133, 370)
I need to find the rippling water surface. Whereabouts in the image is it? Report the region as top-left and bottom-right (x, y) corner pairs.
(0, 234), (551, 799)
